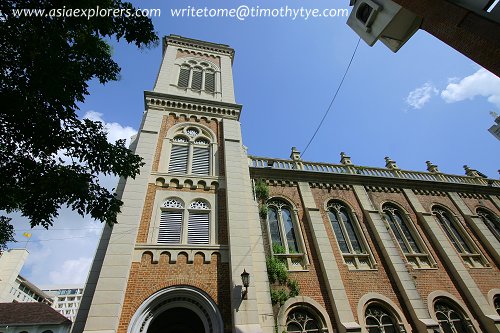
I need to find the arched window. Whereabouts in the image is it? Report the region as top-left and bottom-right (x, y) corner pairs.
(267, 200), (300, 254)
(434, 300), (474, 333)
(476, 208), (500, 241)
(327, 201), (374, 269)
(494, 295), (500, 315)
(382, 204), (434, 268)
(158, 198), (184, 244)
(365, 304), (404, 333)
(432, 207), (487, 268)
(158, 198), (211, 245)
(175, 59), (218, 94)
(286, 308), (325, 333)
(167, 126), (213, 176)
(266, 199), (307, 270)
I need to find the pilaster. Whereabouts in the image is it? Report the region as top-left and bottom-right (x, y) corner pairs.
(351, 185), (439, 332)
(297, 182), (361, 333)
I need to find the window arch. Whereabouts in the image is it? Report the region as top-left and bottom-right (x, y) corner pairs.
(175, 58), (219, 95)
(476, 208), (500, 241)
(382, 203), (434, 268)
(167, 125), (214, 176)
(432, 206), (488, 268)
(434, 299), (475, 333)
(286, 308), (326, 333)
(364, 303), (405, 333)
(327, 200), (375, 269)
(266, 198), (307, 270)
(158, 198), (211, 245)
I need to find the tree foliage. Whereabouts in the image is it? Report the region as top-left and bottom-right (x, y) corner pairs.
(0, 0), (158, 246)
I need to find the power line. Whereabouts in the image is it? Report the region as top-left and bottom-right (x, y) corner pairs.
(302, 37), (361, 156)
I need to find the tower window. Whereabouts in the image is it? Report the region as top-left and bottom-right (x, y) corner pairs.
(167, 126), (213, 176)
(176, 59), (218, 94)
(382, 204), (434, 268)
(432, 207), (488, 268)
(327, 201), (375, 269)
(157, 198), (212, 245)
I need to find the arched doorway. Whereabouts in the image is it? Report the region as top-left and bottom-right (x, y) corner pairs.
(147, 307), (205, 333)
(128, 286), (223, 333)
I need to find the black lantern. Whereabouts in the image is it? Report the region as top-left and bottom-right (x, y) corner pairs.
(241, 269), (250, 300)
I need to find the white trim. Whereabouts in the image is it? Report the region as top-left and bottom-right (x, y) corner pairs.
(127, 286), (223, 333)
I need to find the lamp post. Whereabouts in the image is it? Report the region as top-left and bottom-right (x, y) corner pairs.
(241, 269), (250, 300)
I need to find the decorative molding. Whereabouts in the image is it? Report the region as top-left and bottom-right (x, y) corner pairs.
(366, 186), (401, 193)
(134, 244), (230, 263)
(309, 182), (351, 190)
(412, 189), (447, 196)
(266, 179), (298, 187)
(151, 175), (222, 191)
(458, 192), (488, 199)
(145, 91), (242, 121)
(165, 35), (234, 59)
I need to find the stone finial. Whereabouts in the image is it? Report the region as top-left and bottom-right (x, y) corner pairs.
(426, 161), (439, 173)
(290, 147), (301, 161)
(463, 165), (479, 177)
(340, 152), (353, 165)
(384, 156), (399, 170)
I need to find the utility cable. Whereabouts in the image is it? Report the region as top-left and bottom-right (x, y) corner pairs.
(302, 37), (361, 157)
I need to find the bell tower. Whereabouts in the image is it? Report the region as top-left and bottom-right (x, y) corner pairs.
(73, 35), (274, 333)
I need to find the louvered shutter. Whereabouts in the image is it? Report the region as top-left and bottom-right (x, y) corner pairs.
(192, 147), (210, 175)
(192, 70), (202, 90)
(158, 211), (183, 244)
(178, 68), (190, 88)
(205, 72), (215, 92)
(187, 212), (209, 244)
(169, 144), (188, 174)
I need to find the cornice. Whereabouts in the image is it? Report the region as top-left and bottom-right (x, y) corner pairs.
(144, 91), (242, 121)
(249, 167), (500, 197)
(164, 35), (235, 61)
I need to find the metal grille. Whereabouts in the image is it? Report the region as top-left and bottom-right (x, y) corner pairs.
(158, 211), (183, 244)
(187, 212), (209, 244)
(178, 67), (190, 88)
(192, 147), (210, 175)
(192, 70), (203, 90)
(205, 72), (215, 92)
(169, 144), (188, 174)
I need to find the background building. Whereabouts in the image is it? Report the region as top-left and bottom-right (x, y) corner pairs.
(44, 287), (85, 322)
(347, 0), (500, 76)
(73, 35), (500, 333)
(0, 249), (52, 304)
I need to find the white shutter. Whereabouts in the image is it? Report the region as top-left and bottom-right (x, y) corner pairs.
(158, 211), (183, 244)
(192, 70), (202, 90)
(169, 144), (188, 174)
(178, 68), (190, 88)
(192, 147), (210, 175)
(187, 212), (209, 244)
(205, 72), (215, 92)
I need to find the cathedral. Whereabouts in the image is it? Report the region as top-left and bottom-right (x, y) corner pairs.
(72, 35), (500, 333)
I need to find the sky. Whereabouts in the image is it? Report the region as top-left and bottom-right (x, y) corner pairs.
(5, 0), (500, 288)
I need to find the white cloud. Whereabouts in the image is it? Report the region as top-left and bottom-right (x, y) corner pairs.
(49, 257), (93, 285)
(83, 111), (137, 146)
(440, 68), (500, 108)
(405, 82), (439, 109)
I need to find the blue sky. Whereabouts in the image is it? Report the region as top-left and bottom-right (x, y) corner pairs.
(7, 0), (500, 287)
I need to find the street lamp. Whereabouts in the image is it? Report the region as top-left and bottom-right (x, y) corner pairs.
(241, 269), (250, 300)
